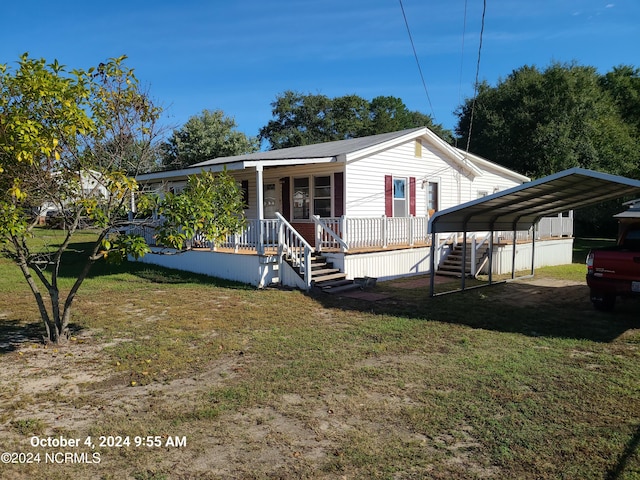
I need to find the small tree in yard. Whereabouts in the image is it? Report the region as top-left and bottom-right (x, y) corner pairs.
(0, 55), (246, 345)
(0, 54), (161, 343)
(153, 169), (246, 250)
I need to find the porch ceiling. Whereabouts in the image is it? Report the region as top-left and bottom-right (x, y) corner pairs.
(429, 168), (640, 233)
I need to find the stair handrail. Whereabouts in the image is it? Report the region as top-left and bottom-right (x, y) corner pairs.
(470, 232), (492, 277)
(275, 212), (315, 288)
(437, 232), (457, 263)
(312, 215), (349, 252)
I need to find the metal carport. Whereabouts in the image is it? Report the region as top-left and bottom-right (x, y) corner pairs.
(428, 168), (640, 296)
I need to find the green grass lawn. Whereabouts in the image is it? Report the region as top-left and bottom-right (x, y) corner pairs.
(0, 231), (638, 479)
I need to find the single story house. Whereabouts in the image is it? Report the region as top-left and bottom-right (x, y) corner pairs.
(134, 127), (573, 291)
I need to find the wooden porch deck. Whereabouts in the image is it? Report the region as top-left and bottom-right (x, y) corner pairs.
(189, 235), (569, 256)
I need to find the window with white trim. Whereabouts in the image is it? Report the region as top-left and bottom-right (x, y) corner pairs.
(427, 181), (439, 213)
(393, 177), (407, 217)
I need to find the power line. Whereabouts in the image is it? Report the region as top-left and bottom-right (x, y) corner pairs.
(456, 0), (469, 148)
(398, 0), (435, 118)
(465, 0), (487, 154)
(458, 0), (469, 116)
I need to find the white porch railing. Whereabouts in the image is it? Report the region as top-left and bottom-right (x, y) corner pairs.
(536, 213), (574, 239)
(275, 213), (314, 288)
(494, 214), (574, 243)
(314, 215), (430, 251)
(143, 213), (571, 258)
(217, 219), (279, 253)
(312, 215), (349, 252)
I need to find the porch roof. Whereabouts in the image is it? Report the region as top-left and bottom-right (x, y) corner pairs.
(429, 168), (640, 233)
(136, 129), (426, 182)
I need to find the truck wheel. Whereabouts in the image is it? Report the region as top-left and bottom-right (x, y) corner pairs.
(591, 290), (615, 312)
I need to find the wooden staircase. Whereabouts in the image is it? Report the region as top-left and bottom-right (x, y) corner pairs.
(287, 253), (360, 294)
(437, 242), (490, 278)
(311, 255), (362, 294)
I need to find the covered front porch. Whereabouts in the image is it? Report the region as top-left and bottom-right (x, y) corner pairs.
(131, 213), (573, 290)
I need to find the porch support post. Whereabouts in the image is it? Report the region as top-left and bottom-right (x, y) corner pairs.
(256, 164), (264, 220)
(256, 164), (264, 255)
(511, 223), (517, 279)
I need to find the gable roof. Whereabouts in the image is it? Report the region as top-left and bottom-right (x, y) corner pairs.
(194, 128), (426, 166)
(136, 127), (525, 184)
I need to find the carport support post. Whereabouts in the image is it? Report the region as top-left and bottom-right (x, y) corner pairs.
(488, 230), (494, 285)
(429, 231), (436, 297)
(511, 226), (517, 279)
(461, 231), (467, 290)
(530, 222), (536, 276)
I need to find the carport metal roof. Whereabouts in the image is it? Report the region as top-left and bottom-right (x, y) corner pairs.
(429, 168), (640, 234)
(428, 168), (640, 296)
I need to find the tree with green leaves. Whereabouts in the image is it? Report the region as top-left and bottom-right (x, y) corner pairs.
(0, 54), (163, 343)
(153, 169), (246, 250)
(0, 55), (247, 345)
(259, 91), (452, 149)
(455, 62), (640, 236)
(455, 62), (639, 180)
(600, 65), (640, 138)
(161, 109), (259, 169)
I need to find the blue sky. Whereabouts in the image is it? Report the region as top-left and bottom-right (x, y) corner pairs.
(2, 1), (638, 140)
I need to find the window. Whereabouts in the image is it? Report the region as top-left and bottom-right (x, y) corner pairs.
(393, 178), (407, 217)
(293, 177), (310, 219)
(313, 176), (331, 217)
(427, 181), (439, 213)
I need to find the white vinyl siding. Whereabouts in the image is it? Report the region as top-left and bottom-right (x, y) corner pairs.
(345, 140), (523, 219)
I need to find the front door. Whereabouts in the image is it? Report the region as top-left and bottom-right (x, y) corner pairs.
(263, 183), (279, 219)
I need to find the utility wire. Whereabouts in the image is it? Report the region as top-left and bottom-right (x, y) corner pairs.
(465, 0), (487, 154)
(458, 0), (469, 111)
(455, 0), (469, 148)
(398, 0), (435, 118)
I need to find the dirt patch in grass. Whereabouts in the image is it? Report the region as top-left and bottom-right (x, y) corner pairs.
(0, 265), (638, 479)
(488, 276), (586, 307)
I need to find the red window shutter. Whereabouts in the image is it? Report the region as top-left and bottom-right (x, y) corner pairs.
(409, 177), (416, 216)
(384, 175), (393, 217)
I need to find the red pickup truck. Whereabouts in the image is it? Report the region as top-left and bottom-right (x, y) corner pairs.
(586, 222), (640, 311)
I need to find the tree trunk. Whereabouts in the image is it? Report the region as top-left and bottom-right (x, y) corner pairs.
(57, 241), (103, 343)
(15, 254), (57, 343)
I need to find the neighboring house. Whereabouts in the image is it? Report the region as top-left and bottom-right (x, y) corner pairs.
(37, 169), (110, 225)
(134, 127), (573, 290)
(614, 198), (640, 240)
